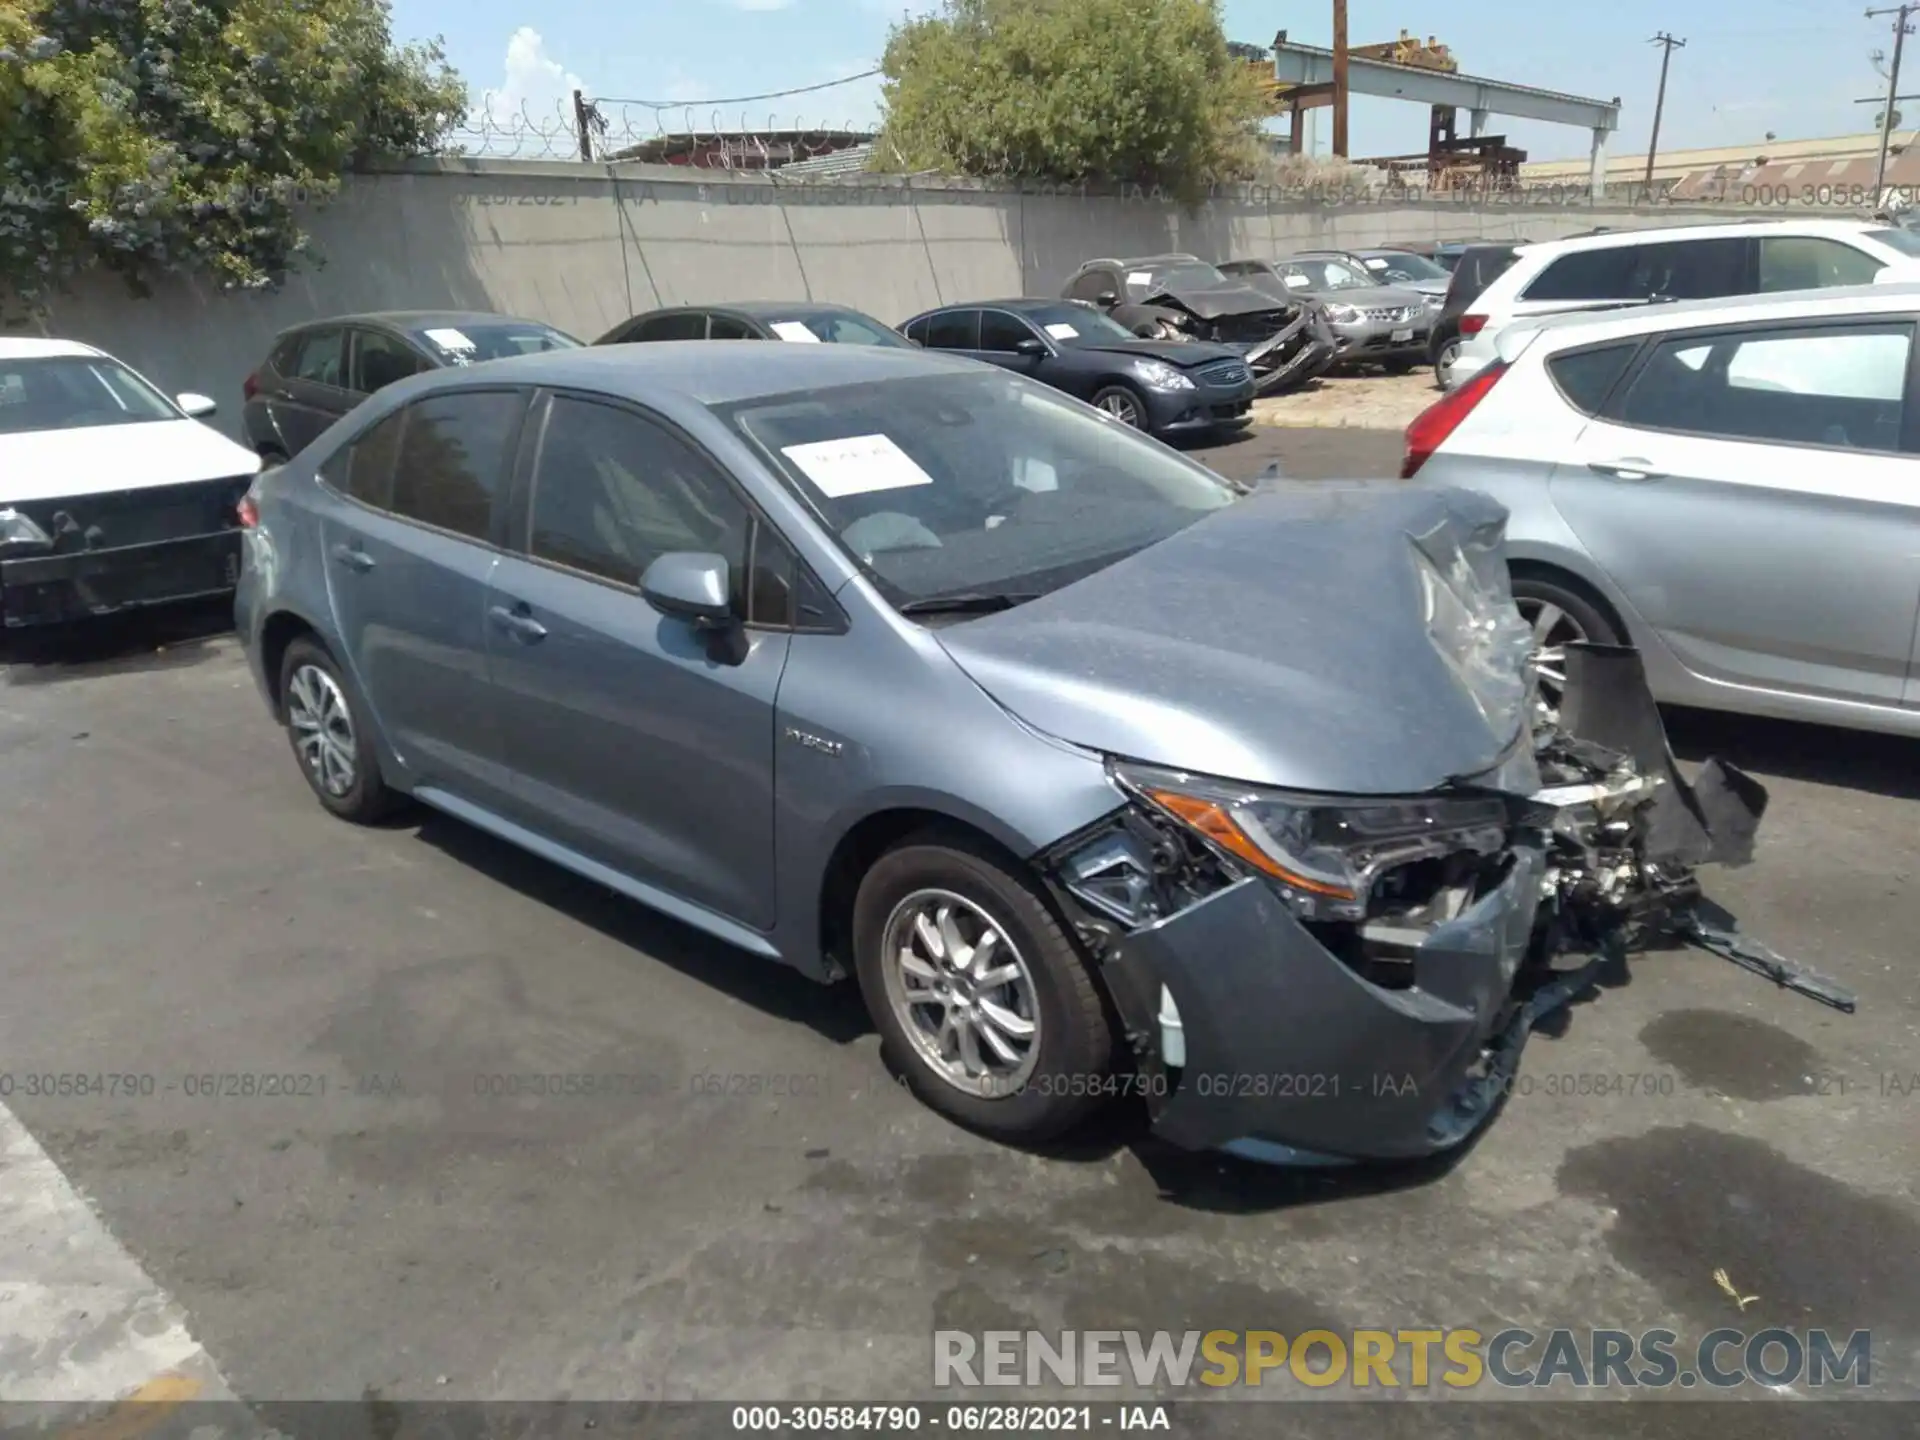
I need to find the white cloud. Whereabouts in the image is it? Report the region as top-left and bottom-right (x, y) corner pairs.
(473, 27), (586, 129)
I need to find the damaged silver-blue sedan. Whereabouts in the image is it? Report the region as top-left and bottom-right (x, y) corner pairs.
(233, 344), (1851, 1165)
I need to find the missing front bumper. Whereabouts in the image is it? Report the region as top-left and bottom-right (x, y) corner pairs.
(0, 531), (241, 627)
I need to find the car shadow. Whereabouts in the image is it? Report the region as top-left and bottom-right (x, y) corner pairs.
(404, 809), (874, 1047)
(0, 597), (235, 683)
(1662, 703), (1920, 803)
(1166, 423), (1257, 453)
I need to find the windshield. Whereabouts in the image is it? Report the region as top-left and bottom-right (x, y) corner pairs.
(725, 370), (1238, 606)
(1015, 305), (1139, 345)
(1359, 251), (1450, 283)
(1130, 262), (1230, 295)
(412, 322), (580, 366)
(0, 355), (180, 435)
(1288, 258), (1375, 291)
(766, 312), (913, 348)
(1867, 226), (1920, 257)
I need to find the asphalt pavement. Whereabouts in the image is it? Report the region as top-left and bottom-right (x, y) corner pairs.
(2, 425), (1917, 1436)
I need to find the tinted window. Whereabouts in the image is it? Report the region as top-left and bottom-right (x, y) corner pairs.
(903, 316), (931, 346)
(289, 328), (347, 387)
(1444, 246), (1518, 312)
(1616, 323), (1912, 452)
(390, 390), (522, 540)
(344, 411), (405, 509)
(1524, 239), (1748, 304)
(1547, 343), (1640, 416)
(707, 315), (755, 340)
(924, 310), (979, 350)
(979, 311), (1037, 353)
(1066, 269), (1118, 303)
(351, 330), (427, 393)
(1757, 236), (1887, 292)
(529, 397), (751, 601)
(1523, 248), (1639, 302)
(633, 312), (708, 342)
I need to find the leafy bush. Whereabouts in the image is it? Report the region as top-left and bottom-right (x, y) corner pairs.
(0, 0), (465, 303)
(875, 0), (1273, 203)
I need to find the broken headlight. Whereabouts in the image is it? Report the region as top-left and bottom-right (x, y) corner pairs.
(1414, 542), (1534, 744)
(0, 507), (53, 555)
(1112, 761), (1509, 923)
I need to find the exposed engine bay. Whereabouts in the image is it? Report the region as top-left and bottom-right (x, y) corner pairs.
(1111, 290), (1336, 396)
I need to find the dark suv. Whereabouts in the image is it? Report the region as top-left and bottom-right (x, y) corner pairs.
(1426, 245), (1520, 387)
(241, 311), (580, 461)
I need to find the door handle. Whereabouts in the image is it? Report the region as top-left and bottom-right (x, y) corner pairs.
(329, 541), (375, 572)
(488, 602), (548, 642)
(1588, 460), (1664, 482)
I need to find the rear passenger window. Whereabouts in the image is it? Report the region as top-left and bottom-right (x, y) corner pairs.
(903, 316), (931, 346)
(390, 390), (522, 541)
(1758, 237), (1887, 292)
(707, 315), (754, 340)
(289, 328), (347, 387)
(633, 312), (707, 342)
(1616, 323), (1912, 452)
(1548, 343), (1640, 416)
(1522, 249), (1640, 303)
(343, 410), (405, 509)
(924, 311), (979, 350)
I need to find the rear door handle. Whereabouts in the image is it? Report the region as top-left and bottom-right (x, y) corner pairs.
(488, 602), (548, 642)
(329, 541), (375, 572)
(1588, 460), (1664, 482)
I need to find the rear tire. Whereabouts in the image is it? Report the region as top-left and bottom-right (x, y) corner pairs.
(1432, 337), (1462, 389)
(278, 637), (397, 824)
(852, 835), (1116, 1143)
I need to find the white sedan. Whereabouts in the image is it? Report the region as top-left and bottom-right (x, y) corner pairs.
(0, 339), (261, 628)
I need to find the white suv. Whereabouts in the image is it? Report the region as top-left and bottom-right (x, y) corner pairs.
(1441, 219), (1920, 390)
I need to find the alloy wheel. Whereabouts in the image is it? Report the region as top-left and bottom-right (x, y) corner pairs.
(286, 663), (358, 798)
(1097, 391), (1143, 428)
(881, 889), (1041, 1097)
(1517, 598), (1587, 721)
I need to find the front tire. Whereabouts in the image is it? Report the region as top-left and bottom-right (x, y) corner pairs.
(852, 836), (1116, 1143)
(1510, 573), (1623, 717)
(1091, 384), (1146, 430)
(278, 637), (397, 823)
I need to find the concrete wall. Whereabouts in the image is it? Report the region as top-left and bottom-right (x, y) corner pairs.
(19, 158), (1754, 442)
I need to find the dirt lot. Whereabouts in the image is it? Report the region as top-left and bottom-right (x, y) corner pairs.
(1252, 369), (1439, 430)
(2, 426), (1916, 1437)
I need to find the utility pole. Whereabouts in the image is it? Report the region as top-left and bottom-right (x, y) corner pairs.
(1643, 32), (1686, 196)
(1332, 0), (1349, 158)
(1870, 5), (1919, 203)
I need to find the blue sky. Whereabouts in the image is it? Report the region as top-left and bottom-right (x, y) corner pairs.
(391, 0), (1902, 162)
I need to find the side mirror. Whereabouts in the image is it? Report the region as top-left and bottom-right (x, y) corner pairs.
(177, 392), (217, 419)
(640, 551), (733, 628)
(1014, 337), (1047, 356)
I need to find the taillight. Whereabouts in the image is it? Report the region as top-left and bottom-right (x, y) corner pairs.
(1458, 313), (1489, 336)
(242, 372), (259, 401)
(1401, 361), (1508, 479)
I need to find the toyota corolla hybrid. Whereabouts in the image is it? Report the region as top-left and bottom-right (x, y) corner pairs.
(235, 342), (1767, 1164)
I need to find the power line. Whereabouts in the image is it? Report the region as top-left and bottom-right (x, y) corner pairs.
(1644, 32), (1687, 193)
(589, 69), (881, 110)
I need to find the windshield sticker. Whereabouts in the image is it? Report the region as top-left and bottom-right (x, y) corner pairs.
(423, 328), (477, 357)
(1043, 323), (1079, 339)
(1364, 257), (1389, 268)
(770, 321), (822, 343)
(782, 433), (936, 499)
(1126, 270), (1153, 287)
(1283, 274), (1311, 287)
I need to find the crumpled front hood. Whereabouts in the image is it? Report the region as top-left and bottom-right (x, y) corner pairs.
(0, 420), (259, 505)
(936, 484), (1524, 795)
(1141, 285), (1293, 321)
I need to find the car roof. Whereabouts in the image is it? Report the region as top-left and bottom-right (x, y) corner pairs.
(1081, 254), (1202, 269)
(386, 338), (981, 407)
(1508, 280), (1920, 352)
(276, 310), (551, 338)
(1510, 217), (1885, 260)
(0, 338), (104, 361)
(637, 301), (881, 320)
(920, 298), (1089, 313)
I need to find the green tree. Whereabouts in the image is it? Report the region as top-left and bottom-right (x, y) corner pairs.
(875, 0), (1272, 201)
(0, 0), (466, 303)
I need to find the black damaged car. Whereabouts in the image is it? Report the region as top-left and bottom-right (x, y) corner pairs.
(1060, 254), (1336, 394)
(900, 299), (1256, 436)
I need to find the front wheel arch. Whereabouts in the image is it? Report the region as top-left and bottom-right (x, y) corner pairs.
(1506, 561), (1629, 647)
